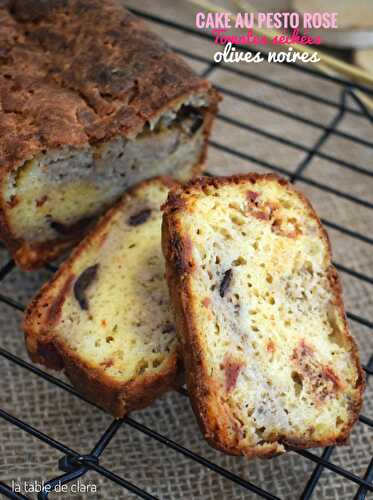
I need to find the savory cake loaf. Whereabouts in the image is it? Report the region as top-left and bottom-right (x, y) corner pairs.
(0, 0), (219, 270)
(24, 177), (181, 416)
(162, 174), (364, 458)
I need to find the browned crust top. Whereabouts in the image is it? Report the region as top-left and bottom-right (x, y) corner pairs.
(162, 173), (365, 457)
(163, 173), (288, 212)
(0, 0), (211, 172)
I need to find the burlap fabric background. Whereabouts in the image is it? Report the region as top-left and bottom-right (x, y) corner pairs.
(0, 1), (372, 498)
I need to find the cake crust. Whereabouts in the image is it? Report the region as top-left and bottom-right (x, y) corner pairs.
(0, 0), (219, 269)
(24, 176), (183, 417)
(162, 174), (365, 458)
(0, 0), (211, 170)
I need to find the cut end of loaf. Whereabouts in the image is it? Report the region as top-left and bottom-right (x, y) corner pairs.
(162, 173), (365, 457)
(3, 92), (218, 270)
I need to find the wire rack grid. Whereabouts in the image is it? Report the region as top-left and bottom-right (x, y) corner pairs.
(0, 6), (373, 500)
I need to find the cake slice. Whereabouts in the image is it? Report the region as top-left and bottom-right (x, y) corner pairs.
(0, 0), (219, 270)
(162, 174), (364, 458)
(24, 177), (181, 416)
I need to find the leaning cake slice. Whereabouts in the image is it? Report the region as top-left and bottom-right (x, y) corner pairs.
(24, 177), (180, 416)
(162, 174), (364, 458)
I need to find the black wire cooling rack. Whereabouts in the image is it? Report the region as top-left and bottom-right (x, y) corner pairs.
(1, 7), (373, 500)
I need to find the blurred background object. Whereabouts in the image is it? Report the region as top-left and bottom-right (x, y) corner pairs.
(355, 48), (373, 73)
(293, 0), (373, 50)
